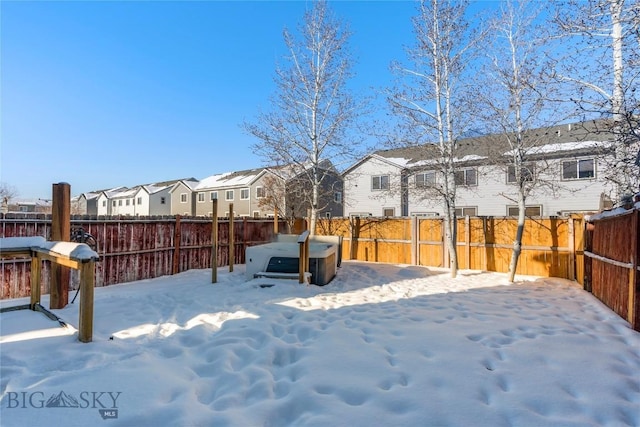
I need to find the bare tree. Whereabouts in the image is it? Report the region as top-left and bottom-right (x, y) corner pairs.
(553, 0), (640, 198)
(474, 0), (568, 282)
(387, 0), (482, 278)
(243, 0), (362, 235)
(0, 182), (18, 212)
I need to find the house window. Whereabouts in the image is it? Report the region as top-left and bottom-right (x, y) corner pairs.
(507, 205), (542, 217)
(256, 187), (266, 198)
(562, 158), (595, 180)
(507, 165), (535, 184)
(226, 190), (234, 201)
(415, 171), (436, 188)
(112, 201), (116, 207)
(198, 192), (205, 202)
(160, 197), (166, 205)
(383, 208), (395, 217)
(180, 193), (187, 203)
(240, 189), (249, 200)
(118, 200), (122, 206)
(253, 211), (260, 218)
(19, 206), (29, 212)
(210, 191), (218, 201)
(454, 169), (477, 186)
(454, 207), (477, 217)
(372, 175), (390, 190)
(126, 199), (130, 206)
(137, 197), (142, 205)
(334, 191), (342, 203)
(102, 201), (106, 207)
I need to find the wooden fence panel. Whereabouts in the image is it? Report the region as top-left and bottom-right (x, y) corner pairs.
(586, 210), (639, 330)
(1, 215), (284, 300)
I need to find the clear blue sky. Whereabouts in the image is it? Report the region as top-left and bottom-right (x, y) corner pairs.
(1, 1), (491, 199)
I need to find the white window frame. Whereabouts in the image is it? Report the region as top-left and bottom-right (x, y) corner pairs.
(240, 188), (250, 200)
(454, 206), (477, 217)
(225, 190), (234, 201)
(507, 164), (535, 184)
(562, 158), (595, 180)
(180, 193), (188, 203)
(253, 211), (261, 218)
(455, 168), (478, 187)
(137, 197), (142, 205)
(507, 205), (542, 217)
(372, 175), (390, 191)
(382, 207), (395, 217)
(160, 197), (166, 205)
(334, 191), (342, 203)
(198, 192), (205, 203)
(256, 187), (265, 199)
(415, 171), (436, 188)
(210, 191), (218, 201)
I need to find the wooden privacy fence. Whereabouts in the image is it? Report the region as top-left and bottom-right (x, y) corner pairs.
(315, 215), (586, 281)
(1, 215), (286, 299)
(584, 209), (639, 331)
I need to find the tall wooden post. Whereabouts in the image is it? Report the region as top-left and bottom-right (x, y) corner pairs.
(274, 207), (279, 235)
(78, 260), (95, 343)
(211, 200), (218, 283)
(50, 182), (70, 309)
(229, 203), (234, 272)
(172, 215), (182, 275)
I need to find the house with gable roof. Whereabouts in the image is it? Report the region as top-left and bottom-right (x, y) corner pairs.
(193, 167), (277, 218)
(343, 120), (621, 218)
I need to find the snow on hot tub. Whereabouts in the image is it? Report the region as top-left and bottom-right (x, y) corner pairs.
(245, 235), (341, 286)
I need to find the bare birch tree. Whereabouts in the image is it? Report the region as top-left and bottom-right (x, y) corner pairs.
(387, 0), (481, 278)
(475, 0), (566, 282)
(243, 0), (361, 235)
(553, 0), (640, 198)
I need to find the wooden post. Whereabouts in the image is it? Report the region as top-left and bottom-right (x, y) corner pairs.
(78, 261), (95, 343)
(274, 207), (279, 235)
(172, 215), (181, 275)
(411, 216), (418, 265)
(628, 210), (638, 328)
(465, 216), (471, 270)
(50, 182), (70, 309)
(29, 252), (41, 310)
(568, 217), (575, 281)
(229, 203), (234, 272)
(211, 200), (218, 283)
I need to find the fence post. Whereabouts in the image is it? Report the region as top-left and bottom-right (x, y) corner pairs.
(50, 182), (70, 309)
(229, 203), (234, 273)
(465, 216), (471, 270)
(211, 200), (218, 283)
(568, 216), (575, 281)
(78, 260), (95, 343)
(411, 216), (417, 265)
(172, 215), (181, 275)
(274, 207), (279, 234)
(628, 210), (638, 328)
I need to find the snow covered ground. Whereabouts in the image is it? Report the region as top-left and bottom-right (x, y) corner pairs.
(1, 261), (639, 427)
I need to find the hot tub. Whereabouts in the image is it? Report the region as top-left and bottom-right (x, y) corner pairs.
(245, 235), (341, 286)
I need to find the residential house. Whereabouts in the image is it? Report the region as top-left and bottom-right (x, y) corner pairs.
(193, 168), (277, 218)
(343, 120), (620, 218)
(169, 179), (200, 216)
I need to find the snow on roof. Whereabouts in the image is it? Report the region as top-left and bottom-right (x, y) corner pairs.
(195, 170), (262, 190)
(504, 140), (612, 157)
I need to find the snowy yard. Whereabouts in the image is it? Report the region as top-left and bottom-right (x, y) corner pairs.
(1, 261), (639, 427)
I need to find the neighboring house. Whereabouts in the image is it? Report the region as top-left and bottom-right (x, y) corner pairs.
(193, 168), (276, 218)
(74, 192), (100, 215)
(343, 120), (619, 218)
(4, 198), (52, 214)
(169, 179), (200, 216)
